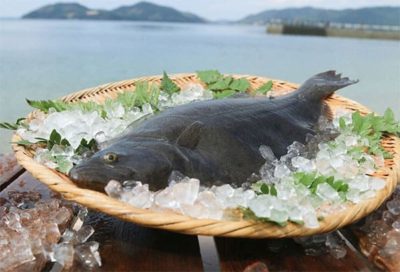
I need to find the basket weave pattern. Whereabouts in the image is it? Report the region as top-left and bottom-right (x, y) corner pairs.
(12, 74), (400, 238)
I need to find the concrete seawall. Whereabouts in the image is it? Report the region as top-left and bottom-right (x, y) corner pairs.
(267, 24), (400, 40)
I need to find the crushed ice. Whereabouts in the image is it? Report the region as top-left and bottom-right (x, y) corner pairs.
(0, 197), (100, 271)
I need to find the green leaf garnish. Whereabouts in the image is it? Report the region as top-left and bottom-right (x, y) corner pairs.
(13, 139), (35, 146)
(26, 99), (68, 113)
(255, 81), (273, 95)
(293, 172), (349, 196)
(196, 70), (223, 84)
(196, 70), (251, 98)
(0, 122), (18, 130)
(338, 110), (400, 158)
(161, 71), (180, 95)
(229, 78), (250, 92)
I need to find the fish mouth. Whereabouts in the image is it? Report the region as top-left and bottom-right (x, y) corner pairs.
(69, 165), (135, 192)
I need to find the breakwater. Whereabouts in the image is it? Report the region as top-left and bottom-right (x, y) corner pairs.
(267, 23), (400, 40)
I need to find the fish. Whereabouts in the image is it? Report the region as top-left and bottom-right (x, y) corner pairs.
(69, 71), (357, 192)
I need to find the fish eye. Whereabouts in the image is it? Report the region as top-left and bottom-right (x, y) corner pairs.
(103, 152), (118, 163)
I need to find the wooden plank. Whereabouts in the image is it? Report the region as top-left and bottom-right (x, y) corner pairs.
(215, 236), (373, 272)
(83, 211), (204, 272)
(0, 171), (55, 203)
(0, 153), (23, 189)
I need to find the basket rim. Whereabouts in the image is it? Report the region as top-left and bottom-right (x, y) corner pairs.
(12, 73), (400, 238)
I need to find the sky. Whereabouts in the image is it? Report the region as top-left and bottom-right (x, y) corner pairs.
(1, 0), (399, 20)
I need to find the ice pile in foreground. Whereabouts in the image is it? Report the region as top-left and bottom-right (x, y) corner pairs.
(0, 196), (100, 271)
(105, 113), (386, 228)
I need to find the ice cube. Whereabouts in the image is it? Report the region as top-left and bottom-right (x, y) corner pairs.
(71, 208), (88, 231)
(53, 242), (74, 268)
(171, 178), (200, 205)
(76, 225), (94, 243)
(215, 184), (235, 200)
(287, 141), (305, 157)
(392, 220), (400, 231)
(154, 187), (178, 209)
(302, 210), (319, 228)
(3, 212), (22, 232)
(61, 229), (76, 244)
(274, 163), (291, 179)
(259, 145), (276, 162)
(53, 207), (72, 226)
(288, 206), (303, 222)
(224, 188), (256, 208)
(75, 241), (102, 267)
(248, 195), (273, 218)
(9, 243), (35, 269)
(344, 135), (358, 147)
(330, 155), (344, 170)
(368, 178), (385, 191)
(44, 223), (61, 245)
(316, 183), (340, 201)
(105, 180), (123, 198)
(181, 191), (221, 219)
(269, 207), (289, 223)
(386, 199), (400, 215)
(349, 177), (370, 192)
(121, 182), (154, 209)
(346, 189), (362, 204)
(291, 156), (316, 172)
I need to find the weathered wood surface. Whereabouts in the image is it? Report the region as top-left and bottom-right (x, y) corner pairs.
(84, 212), (204, 271)
(0, 153), (23, 189)
(1, 153), (396, 272)
(215, 236), (375, 272)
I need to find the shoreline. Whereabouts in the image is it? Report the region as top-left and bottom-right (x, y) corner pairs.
(267, 23), (400, 40)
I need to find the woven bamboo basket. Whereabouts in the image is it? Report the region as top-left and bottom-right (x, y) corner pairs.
(12, 73), (400, 238)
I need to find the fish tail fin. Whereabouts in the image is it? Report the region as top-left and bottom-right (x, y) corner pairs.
(295, 70), (358, 101)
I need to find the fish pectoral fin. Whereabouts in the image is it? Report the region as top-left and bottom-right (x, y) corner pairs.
(176, 121), (204, 149)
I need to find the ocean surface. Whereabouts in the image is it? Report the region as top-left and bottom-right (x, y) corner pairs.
(0, 19), (399, 153)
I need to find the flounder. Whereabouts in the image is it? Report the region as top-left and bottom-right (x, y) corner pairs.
(69, 71), (357, 191)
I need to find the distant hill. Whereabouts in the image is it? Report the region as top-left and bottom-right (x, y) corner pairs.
(112, 2), (204, 23)
(239, 7), (400, 26)
(22, 2), (206, 23)
(22, 3), (117, 20)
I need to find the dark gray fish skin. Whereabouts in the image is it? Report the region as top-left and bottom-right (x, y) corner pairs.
(69, 71), (357, 192)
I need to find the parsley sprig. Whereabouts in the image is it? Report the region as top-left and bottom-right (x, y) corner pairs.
(160, 71), (180, 95)
(293, 172), (349, 199)
(196, 70), (251, 98)
(196, 70), (274, 98)
(339, 109), (400, 158)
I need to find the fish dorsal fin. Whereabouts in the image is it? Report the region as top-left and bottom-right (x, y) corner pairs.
(176, 121), (204, 149)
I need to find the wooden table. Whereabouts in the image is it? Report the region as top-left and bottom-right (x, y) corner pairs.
(0, 154), (385, 271)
